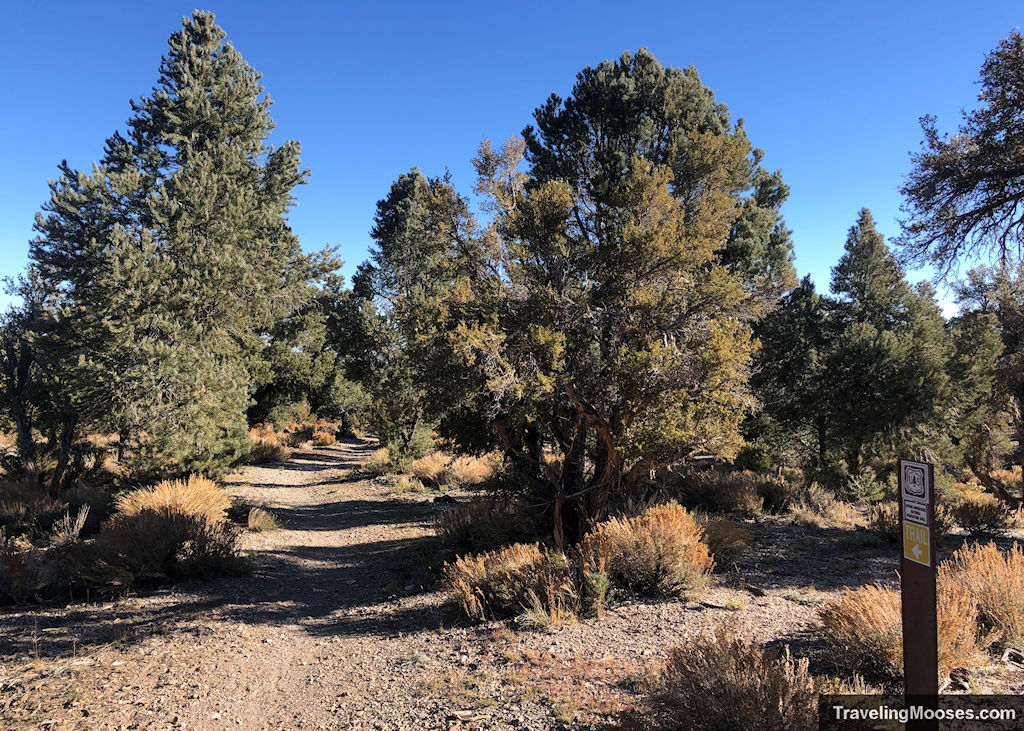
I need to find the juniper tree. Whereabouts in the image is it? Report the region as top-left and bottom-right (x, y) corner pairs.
(26, 11), (321, 476)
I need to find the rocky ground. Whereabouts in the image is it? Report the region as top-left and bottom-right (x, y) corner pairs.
(1, 440), (1023, 730)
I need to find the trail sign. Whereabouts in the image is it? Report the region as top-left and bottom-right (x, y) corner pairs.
(897, 458), (939, 708)
(903, 523), (931, 566)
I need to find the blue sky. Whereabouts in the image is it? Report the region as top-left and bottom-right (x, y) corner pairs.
(1, 1), (1020, 313)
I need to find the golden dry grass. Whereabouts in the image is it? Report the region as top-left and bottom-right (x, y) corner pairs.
(700, 517), (753, 566)
(412, 451), (497, 488)
(578, 504), (713, 597)
(626, 625), (817, 730)
(246, 424), (292, 463)
(411, 452), (451, 485)
(946, 541), (1024, 645)
(114, 475), (231, 526)
(362, 448), (392, 476)
(247, 507), (282, 532)
(311, 430), (337, 446)
(442, 543), (576, 620)
(820, 580), (994, 681)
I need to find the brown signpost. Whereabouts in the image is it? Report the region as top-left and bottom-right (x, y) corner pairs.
(898, 458), (938, 724)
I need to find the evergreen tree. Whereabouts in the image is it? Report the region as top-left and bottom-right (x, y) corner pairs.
(454, 90), (757, 545)
(344, 168), (476, 459)
(899, 31), (1024, 276)
(25, 11), (321, 476)
(752, 210), (951, 488)
(749, 277), (832, 470)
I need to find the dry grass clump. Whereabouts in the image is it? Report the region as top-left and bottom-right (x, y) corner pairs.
(624, 625), (817, 730)
(311, 429), (337, 446)
(246, 424), (293, 464)
(578, 504), (713, 597)
(950, 492), (1011, 535)
(946, 541), (1024, 645)
(791, 483), (863, 529)
(868, 501), (900, 541)
(412, 451), (497, 488)
(247, 438), (291, 464)
(700, 517), (753, 567)
(442, 543), (575, 620)
(435, 498), (539, 555)
(115, 475), (231, 526)
(84, 510), (245, 585)
(362, 448), (392, 476)
(444, 454), (497, 487)
(820, 580), (994, 681)
(247, 507), (282, 532)
(412, 452), (451, 485)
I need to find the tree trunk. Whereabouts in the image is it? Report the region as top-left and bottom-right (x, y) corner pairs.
(47, 410), (79, 494)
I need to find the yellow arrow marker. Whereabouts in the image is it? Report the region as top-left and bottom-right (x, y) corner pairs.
(904, 522), (931, 567)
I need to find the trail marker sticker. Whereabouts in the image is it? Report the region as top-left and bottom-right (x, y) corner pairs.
(903, 522), (931, 566)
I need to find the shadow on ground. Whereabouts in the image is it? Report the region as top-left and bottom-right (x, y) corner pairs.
(0, 439), (466, 662)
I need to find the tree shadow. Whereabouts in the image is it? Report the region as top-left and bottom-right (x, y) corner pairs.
(0, 496), (460, 662)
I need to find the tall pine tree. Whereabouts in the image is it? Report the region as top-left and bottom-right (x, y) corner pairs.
(25, 11), (320, 476)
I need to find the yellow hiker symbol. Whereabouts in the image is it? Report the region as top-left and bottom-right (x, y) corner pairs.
(903, 523), (931, 566)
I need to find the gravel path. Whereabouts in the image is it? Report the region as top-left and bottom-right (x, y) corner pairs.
(4, 441), (1020, 729)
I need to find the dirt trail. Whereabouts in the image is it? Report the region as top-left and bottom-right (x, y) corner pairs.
(6, 440), (983, 729)
(1, 441), (463, 730)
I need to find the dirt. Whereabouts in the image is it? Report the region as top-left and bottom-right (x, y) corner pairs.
(1, 440), (1023, 730)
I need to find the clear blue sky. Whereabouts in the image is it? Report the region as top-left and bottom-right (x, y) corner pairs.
(1, 1), (1020, 313)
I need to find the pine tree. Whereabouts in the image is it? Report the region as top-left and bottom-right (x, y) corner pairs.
(25, 11), (321, 476)
(752, 210), (951, 488)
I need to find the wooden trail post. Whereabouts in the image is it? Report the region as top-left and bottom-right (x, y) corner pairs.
(897, 458), (938, 724)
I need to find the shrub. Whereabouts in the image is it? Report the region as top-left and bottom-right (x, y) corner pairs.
(841, 468), (887, 503)
(435, 498), (539, 555)
(755, 475), (799, 514)
(77, 510), (245, 587)
(442, 543), (575, 620)
(412, 452), (451, 485)
(946, 541), (1024, 645)
(362, 448), (392, 476)
(311, 430), (337, 447)
(700, 517), (753, 567)
(578, 504), (713, 597)
(676, 471), (764, 516)
(868, 501), (900, 541)
(247, 507), (282, 532)
(63, 481), (115, 534)
(624, 625), (817, 731)
(246, 438), (291, 464)
(820, 581), (993, 681)
(443, 454), (497, 488)
(791, 484), (862, 529)
(114, 475), (231, 526)
(50, 506), (90, 548)
(951, 493), (1011, 535)
(0, 482), (68, 537)
(0, 545), (66, 602)
(989, 467), (1021, 498)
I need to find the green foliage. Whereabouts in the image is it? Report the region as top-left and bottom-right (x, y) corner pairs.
(18, 11), (333, 478)
(899, 31), (1024, 277)
(753, 210), (952, 492)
